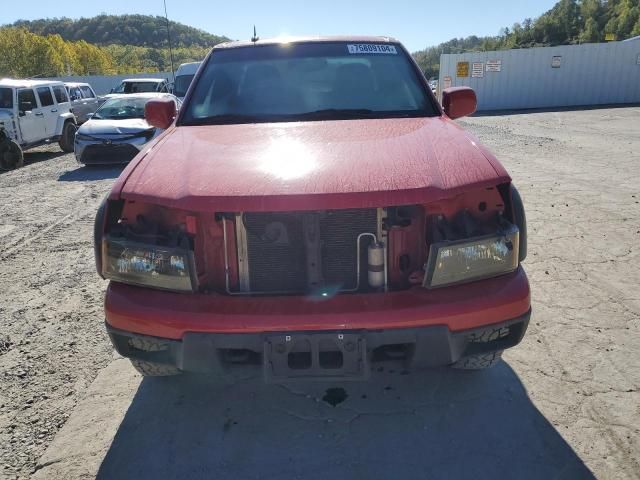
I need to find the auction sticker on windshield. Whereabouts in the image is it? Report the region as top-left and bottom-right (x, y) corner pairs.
(347, 44), (397, 54)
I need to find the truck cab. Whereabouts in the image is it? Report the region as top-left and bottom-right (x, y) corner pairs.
(173, 62), (202, 101)
(65, 82), (100, 124)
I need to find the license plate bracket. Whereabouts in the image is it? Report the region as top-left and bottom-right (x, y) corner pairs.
(264, 332), (368, 382)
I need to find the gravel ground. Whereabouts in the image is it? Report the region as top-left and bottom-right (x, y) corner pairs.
(0, 151), (122, 478)
(0, 107), (639, 479)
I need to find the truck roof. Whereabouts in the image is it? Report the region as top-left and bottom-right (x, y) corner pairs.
(121, 78), (166, 83)
(103, 92), (177, 100)
(214, 35), (399, 50)
(64, 82), (92, 88)
(175, 62), (201, 75)
(0, 78), (65, 89)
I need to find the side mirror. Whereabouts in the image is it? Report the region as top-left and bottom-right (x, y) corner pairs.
(442, 87), (477, 120)
(110, 88), (115, 93)
(145, 98), (177, 129)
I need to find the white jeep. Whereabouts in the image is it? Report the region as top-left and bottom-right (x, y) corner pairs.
(0, 79), (77, 170)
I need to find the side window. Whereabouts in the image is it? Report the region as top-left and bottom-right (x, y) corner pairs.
(69, 87), (82, 101)
(159, 82), (168, 93)
(53, 86), (68, 104)
(36, 87), (54, 107)
(79, 86), (95, 98)
(18, 89), (38, 111)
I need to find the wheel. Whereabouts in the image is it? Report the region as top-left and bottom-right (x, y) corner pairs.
(127, 336), (181, 376)
(58, 121), (77, 153)
(452, 350), (503, 370)
(0, 138), (24, 170)
(130, 359), (181, 376)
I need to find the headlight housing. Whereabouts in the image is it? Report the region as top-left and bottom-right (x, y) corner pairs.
(75, 133), (93, 141)
(101, 236), (196, 292)
(423, 223), (519, 288)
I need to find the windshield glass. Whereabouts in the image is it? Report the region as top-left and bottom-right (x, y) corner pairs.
(0, 88), (12, 109)
(181, 42), (436, 125)
(174, 74), (195, 98)
(94, 97), (150, 120)
(113, 81), (158, 94)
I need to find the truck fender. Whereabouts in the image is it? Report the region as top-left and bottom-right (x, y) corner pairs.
(55, 112), (76, 136)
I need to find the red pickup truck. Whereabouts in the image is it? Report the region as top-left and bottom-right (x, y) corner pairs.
(95, 36), (530, 380)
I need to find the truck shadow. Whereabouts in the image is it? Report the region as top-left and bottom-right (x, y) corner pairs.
(58, 165), (123, 182)
(25, 150), (68, 163)
(96, 361), (594, 480)
(1, 150), (66, 174)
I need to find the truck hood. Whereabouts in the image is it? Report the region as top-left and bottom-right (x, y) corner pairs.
(117, 117), (509, 211)
(78, 118), (152, 136)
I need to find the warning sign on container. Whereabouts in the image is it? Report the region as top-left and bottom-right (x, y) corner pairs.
(472, 63), (484, 78)
(443, 76), (452, 89)
(552, 56), (562, 68)
(486, 60), (502, 72)
(456, 62), (469, 77)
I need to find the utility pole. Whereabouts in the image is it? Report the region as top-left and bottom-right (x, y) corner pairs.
(163, 0), (176, 82)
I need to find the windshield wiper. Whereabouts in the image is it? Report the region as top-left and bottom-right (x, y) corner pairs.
(184, 114), (269, 125)
(296, 108), (376, 119)
(182, 109), (420, 126)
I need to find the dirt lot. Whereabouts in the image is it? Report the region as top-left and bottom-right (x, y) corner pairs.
(0, 107), (639, 480)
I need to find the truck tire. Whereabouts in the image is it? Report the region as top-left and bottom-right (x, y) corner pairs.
(130, 359), (181, 376)
(0, 139), (24, 170)
(58, 121), (76, 153)
(452, 350), (503, 370)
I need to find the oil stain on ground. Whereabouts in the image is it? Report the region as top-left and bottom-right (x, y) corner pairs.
(322, 387), (348, 406)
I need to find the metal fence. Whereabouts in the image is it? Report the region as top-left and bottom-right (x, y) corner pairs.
(45, 72), (173, 95)
(438, 38), (640, 111)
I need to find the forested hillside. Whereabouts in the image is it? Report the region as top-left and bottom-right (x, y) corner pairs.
(10, 15), (228, 48)
(2, 1), (639, 79)
(0, 14), (229, 77)
(413, 0), (640, 78)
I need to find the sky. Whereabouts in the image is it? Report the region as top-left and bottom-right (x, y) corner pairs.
(3, 0), (559, 52)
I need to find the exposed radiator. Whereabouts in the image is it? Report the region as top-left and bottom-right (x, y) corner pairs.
(241, 209), (378, 294)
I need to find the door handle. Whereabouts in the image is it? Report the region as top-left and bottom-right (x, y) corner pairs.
(35, 112), (44, 117)
(51, 109), (58, 113)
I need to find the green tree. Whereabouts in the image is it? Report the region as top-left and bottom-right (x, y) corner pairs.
(0, 28), (63, 77)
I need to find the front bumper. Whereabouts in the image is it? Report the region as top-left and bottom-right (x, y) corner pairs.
(75, 136), (148, 165)
(106, 267), (530, 338)
(104, 267), (531, 378)
(107, 310), (530, 379)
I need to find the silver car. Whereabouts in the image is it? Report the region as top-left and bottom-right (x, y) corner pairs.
(74, 93), (179, 165)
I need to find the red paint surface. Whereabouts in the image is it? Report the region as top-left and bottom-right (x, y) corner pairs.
(113, 117), (509, 212)
(105, 268), (530, 340)
(144, 98), (177, 130)
(442, 87), (477, 120)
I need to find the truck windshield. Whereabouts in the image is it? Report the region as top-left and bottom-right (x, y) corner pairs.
(93, 97), (149, 120)
(113, 82), (158, 94)
(181, 42), (437, 125)
(174, 74), (195, 98)
(0, 88), (12, 109)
